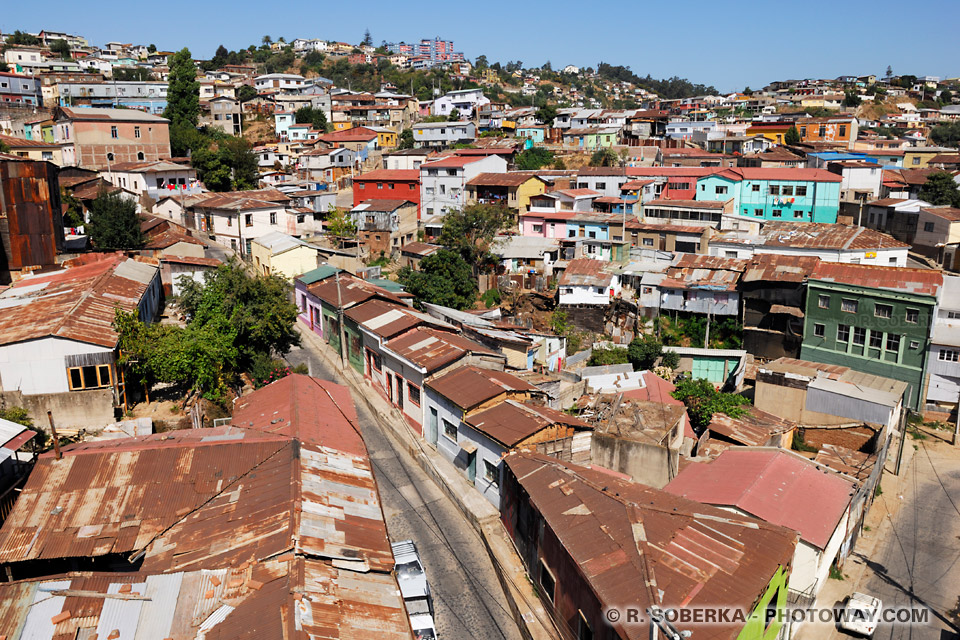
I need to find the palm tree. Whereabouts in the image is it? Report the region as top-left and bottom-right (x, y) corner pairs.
(262, 35), (272, 46)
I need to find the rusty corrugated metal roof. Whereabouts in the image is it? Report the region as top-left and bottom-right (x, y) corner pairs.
(660, 254), (745, 292)
(465, 399), (592, 447)
(741, 254), (821, 284)
(307, 272), (408, 309)
(505, 452), (797, 640)
(810, 261), (942, 296)
(425, 365), (538, 411)
(0, 254), (158, 348)
(383, 327), (500, 372)
(707, 408), (795, 447)
(557, 258), (615, 288)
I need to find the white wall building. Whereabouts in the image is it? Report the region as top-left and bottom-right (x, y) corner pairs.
(926, 274), (960, 412)
(420, 154), (506, 217)
(431, 88), (489, 118)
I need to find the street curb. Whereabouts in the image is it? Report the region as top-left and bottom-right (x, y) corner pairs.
(294, 322), (558, 640)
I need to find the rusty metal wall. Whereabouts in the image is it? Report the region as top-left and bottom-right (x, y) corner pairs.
(0, 159), (64, 279)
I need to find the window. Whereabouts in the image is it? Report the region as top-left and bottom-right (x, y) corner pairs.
(886, 334), (901, 351)
(875, 303), (892, 318)
(818, 125), (826, 137)
(227, 215), (233, 227)
(595, 182), (606, 190)
(642, 237), (654, 246)
(839, 125), (847, 137)
(358, 182), (365, 189)
(924, 222), (935, 232)
(442, 419), (457, 441)
(948, 311), (960, 319)
(270, 212), (277, 225)
(377, 182), (383, 190)
(106, 152), (114, 162)
(889, 257), (898, 264)
(814, 323), (825, 337)
(754, 208), (763, 216)
(538, 560), (556, 603)
(796, 186), (807, 196)
(769, 185), (780, 196)
(940, 349), (959, 362)
(800, 126), (807, 137)
(137, 151), (145, 161)
(297, 214), (305, 223)
(484, 460), (499, 485)
(794, 210), (804, 218)
(532, 224), (543, 233)
(853, 326), (866, 345)
(841, 298), (858, 313)
(772, 209), (782, 218)
(577, 611), (593, 640)
(752, 184), (760, 192)
(909, 340), (920, 350)
(912, 157), (921, 166)
(68, 365), (112, 390)
(837, 324), (850, 342)
(370, 350), (382, 371)
(245, 214), (253, 227)
(869, 331), (883, 348)
(110, 125), (118, 138)
(716, 185), (728, 195)
(782, 186), (794, 196)
(407, 382), (421, 406)
(905, 308), (919, 324)
(588, 231), (596, 239)
(134, 126), (141, 139)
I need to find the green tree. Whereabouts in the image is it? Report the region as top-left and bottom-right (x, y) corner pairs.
(590, 148), (619, 167)
(294, 106), (330, 132)
(164, 48), (200, 156)
(941, 90), (954, 104)
(474, 55), (489, 70)
(325, 206), (357, 245)
(50, 39), (72, 60)
(919, 171), (960, 207)
(262, 35), (273, 46)
(930, 122), (960, 147)
(627, 334), (663, 371)
(785, 125), (801, 145)
(885, 65), (893, 79)
(515, 146), (554, 170)
(112, 67), (150, 81)
(237, 84), (258, 102)
(361, 29), (373, 47)
(743, 86), (753, 96)
(398, 249), (477, 310)
(148, 44), (157, 54)
(843, 91), (862, 107)
(398, 128), (414, 149)
(87, 189), (144, 250)
(0, 61), (8, 73)
(0, 406), (32, 428)
(0, 139), (9, 154)
(438, 202), (512, 275)
(588, 347), (630, 366)
(535, 104), (557, 126)
(671, 378), (750, 432)
(448, 108), (460, 122)
(6, 30), (40, 46)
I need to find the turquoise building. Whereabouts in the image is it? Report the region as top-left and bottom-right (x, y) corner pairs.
(696, 168), (842, 223)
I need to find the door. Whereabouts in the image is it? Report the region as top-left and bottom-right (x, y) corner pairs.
(428, 407), (438, 446)
(386, 374), (393, 403)
(395, 375), (404, 411)
(466, 451), (477, 483)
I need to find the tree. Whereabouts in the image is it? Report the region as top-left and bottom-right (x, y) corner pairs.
(448, 108), (460, 122)
(325, 206), (357, 245)
(6, 30), (40, 46)
(262, 35), (273, 46)
(588, 347), (629, 366)
(294, 106), (330, 132)
(0, 61), (8, 73)
(542, 60), (552, 72)
(87, 189), (144, 250)
(843, 91), (862, 108)
(164, 48), (200, 156)
(885, 65), (893, 79)
(475, 55), (489, 70)
(940, 90), (954, 104)
(398, 128), (414, 149)
(672, 378), (750, 432)
(0, 139), (9, 154)
(113, 67), (149, 81)
(535, 104), (557, 126)
(237, 84), (258, 102)
(50, 39), (72, 60)
(438, 202), (512, 275)
(930, 122), (960, 147)
(627, 334), (664, 371)
(590, 148), (619, 167)
(785, 125), (801, 145)
(515, 146), (554, 170)
(361, 29), (373, 47)
(398, 249), (477, 310)
(743, 86), (753, 96)
(919, 172), (960, 207)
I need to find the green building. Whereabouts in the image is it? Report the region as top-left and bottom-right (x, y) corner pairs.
(800, 263), (943, 410)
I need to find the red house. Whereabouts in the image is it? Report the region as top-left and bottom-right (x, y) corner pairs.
(352, 169), (421, 218)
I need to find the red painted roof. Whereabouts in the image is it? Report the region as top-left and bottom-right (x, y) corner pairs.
(713, 167), (842, 183)
(353, 169), (420, 182)
(665, 449), (855, 549)
(810, 261), (942, 296)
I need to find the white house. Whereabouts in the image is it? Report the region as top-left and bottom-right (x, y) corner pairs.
(420, 154), (507, 217)
(191, 189), (317, 256)
(255, 73), (306, 92)
(383, 149), (431, 171)
(298, 147), (355, 182)
(557, 258), (621, 306)
(100, 160), (198, 199)
(412, 121), (477, 148)
(926, 274), (960, 413)
(0, 255), (161, 429)
(432, 88), (490, 118)
(827, 161), (883, 202)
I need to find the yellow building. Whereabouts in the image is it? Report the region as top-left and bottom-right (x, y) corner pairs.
(903, 147), (945, 168)
(250, 231), (320, 280)
(0, 134), (64, 165)
(370, 127), (398, 148)
(465, 173), (548, 216)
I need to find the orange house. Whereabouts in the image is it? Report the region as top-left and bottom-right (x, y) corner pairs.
(796, 117), (858, 149)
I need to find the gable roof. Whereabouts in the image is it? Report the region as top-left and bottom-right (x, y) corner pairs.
(383, 327), (499, 372)
(712, 167), (842, 183)
(465, 400), (591, 447)
(467, 172), (546, 187)
(665, 448), (855, 549)
(558, 258), (614, 288)
(809, 261), (942, 297)
(426, 365), (538, 411)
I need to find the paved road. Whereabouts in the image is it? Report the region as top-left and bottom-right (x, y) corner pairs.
(859, 437), (960, 640)
(284, 342), (523, 640)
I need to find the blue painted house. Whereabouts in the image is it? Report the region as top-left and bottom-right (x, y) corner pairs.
(696, 168), (842, 224)
(516, 125), (546, 144)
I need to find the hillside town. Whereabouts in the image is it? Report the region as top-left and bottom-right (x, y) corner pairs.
(0, 19), (959, 640)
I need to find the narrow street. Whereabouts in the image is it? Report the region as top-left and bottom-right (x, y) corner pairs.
(860, 436), (960, 640)
(284, 341), (524, 640)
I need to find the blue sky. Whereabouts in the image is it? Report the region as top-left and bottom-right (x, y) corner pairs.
(5, 0), (959, 93)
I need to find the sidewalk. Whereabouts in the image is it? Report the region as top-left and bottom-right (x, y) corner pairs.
(295, 321), (558, 640)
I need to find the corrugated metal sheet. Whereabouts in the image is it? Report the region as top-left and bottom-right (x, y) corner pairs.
(425, 365), (537, 411)
(383, 327), (499, 372)
(810, 260), (941, 296)
(466, 399), (592, 447)
(557, 259), (614, 288)
(20, 580), (70, 640)
(0, 158), (62, 272)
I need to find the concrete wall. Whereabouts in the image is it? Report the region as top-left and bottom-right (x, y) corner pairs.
(590, 432), (677, 488)
(1, 387), (115, 431)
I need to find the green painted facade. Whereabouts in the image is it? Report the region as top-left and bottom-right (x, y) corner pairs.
(738, 566), (791, 640)
(800, 280), (935, 409)
(319, 302), (364, 374)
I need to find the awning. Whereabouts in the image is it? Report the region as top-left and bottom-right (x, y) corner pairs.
(460, 441), (478, 454)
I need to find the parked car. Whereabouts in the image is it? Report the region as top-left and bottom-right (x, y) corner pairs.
(839, 592), (882, 637)
(392, 539), (438, 639)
